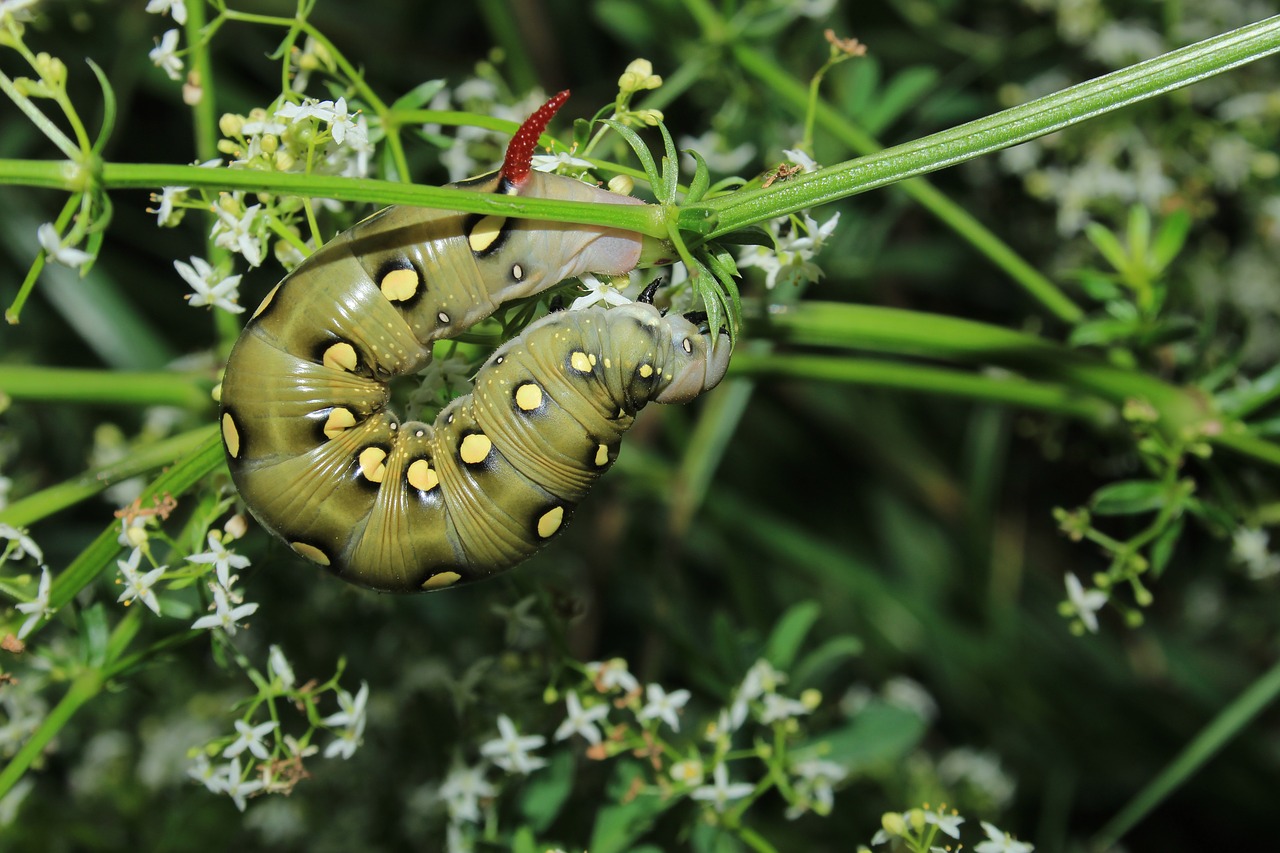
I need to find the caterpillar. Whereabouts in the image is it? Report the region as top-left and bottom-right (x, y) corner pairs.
(218, 91), (732, 593)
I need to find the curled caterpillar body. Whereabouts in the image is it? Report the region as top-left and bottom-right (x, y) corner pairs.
(218, 94), (732, 592)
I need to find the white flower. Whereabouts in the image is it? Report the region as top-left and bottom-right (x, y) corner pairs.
(115, 547), (167, 615)
(187, 531), (251, 590)
(14, 566), (53, 640)
(679, 130), (758, 174)
(784, 211), (840, 255)
(570, 273), (632, 311)
(531, 151), (594, 173)
(553, 691), (610, 745)
(669, 759), (704, 785)
(0, 1), (39, 26)
(730, 659), (785, 728)
(585, 658), (640, 694)
(923, 808), (965, 839)
(975, 821), (1035, 853)
(689, 762), (754, 812)
(637, 683), (691, 732)
(789, 758), (846, 816)
(758, 692), (810, 724)
(148, 185), (187, 226)
(0, 524), (43, 564)
(479, 714), (547, 775)
(223, 719), (278, 760)
(209, 203), (266, 267)
(36, 223), (92, 270)
(439, 763), (495, 823)
(187, 752), (222, 794)
(784, 145), (818, 170)
(145, 0), (187, 26)
(149, 29), (183, 81)
(275, 97), (362, 146)
(175, 256), (245, 313)
(1064, 573), (1108, 633)
(191, 584), (259, 634)
(321, 682), (368, 760)
(1232, 527), (1280, 579)
(218, 757), (263, 811)
(267, 645), (295, 688)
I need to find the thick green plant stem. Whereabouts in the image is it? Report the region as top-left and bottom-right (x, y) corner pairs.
(0, 160), (671, 237)
(755, 302), (1208, 434)
(0, 366), (212, 408)
(728, 352), (1114, 423)
(700, 16), (1280, 232)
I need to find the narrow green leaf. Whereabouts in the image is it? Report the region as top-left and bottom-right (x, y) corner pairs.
(390, 78), (447, 112)
(764, 601), (821, 671)
(1150, 515), (1185, 577)
(1090, 480), (1167, 515)
(518, 749), (575, 832)
(791, 635), (863, 690)
(1085, 222), (1130, 276)
(798, 700), (927, 771)
(1150, 209), (1192, 272)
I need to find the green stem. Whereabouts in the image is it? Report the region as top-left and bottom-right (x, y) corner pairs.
(0, 425), (219, 529)
(728, 352), (1114, 423)
(0, 160), (670, 236)
(0, 669), (103, 799)
(753, 301), (1208, 434)
(0, 365), (211, 407)
(1091, 654), (1280, 850)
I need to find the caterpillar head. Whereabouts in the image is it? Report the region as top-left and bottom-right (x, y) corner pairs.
(653, 308), (733, 403)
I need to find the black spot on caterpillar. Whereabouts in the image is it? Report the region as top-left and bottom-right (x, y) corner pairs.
(218, 92), (732, 592)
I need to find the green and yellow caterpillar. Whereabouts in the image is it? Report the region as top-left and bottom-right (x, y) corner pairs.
(218, 92), (732, 592)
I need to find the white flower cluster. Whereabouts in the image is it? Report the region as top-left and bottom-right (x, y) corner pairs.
(3, 523), (51, 640)
(737, 209), (840, 289)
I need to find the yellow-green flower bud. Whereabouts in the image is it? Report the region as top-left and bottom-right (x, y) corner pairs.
(880, 812), (906, 837)
(219, 113), (244, 138)
(618, 59), (662, 94)
(607, 175), (634, 196)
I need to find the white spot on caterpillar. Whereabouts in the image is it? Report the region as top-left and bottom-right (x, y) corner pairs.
(324, 407), (357, 439)
(438, 311), (451, 324)
(251, 282), (282, 319)
(380, 267), (419, 302)
(512, 263), (524, 280)
(323, 342), (358, 372)
(422, 570), (461, 590)
(682, 337), (693, 354)
(515, 383), (543, 412)
(468, 215), (506, 252)
(537, 506), (564, 539)
(459, 433), (492, 465)
(407, 459), (439, 491)
(291, 541), (330, 566)
(359, 446), (388, 483)
(221, 412), (241, 458)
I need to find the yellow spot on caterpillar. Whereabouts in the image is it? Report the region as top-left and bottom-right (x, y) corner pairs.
(221, 412), (241, 458)
(594, 443), (609, 467)
(604, 358), (612, 369)
(380, 267), (419, 302)
(407, 459), (438, 491)
(537, 506), (564, 539)
(515, 383), (543, 412)
(639, 364), (654, 378)
(359, 446), (388, 482)
(589, 353), (598, 366)
(459, 433), (492, 464)
(324, 407), (357, 439)
(251, 282), (282, 319)
(570, 351), (592, 372)
(468, 215), (506, 252)
(422, 570), (461, 590)
(323, 342), (358, 372)
(291, 542), (330, 566)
